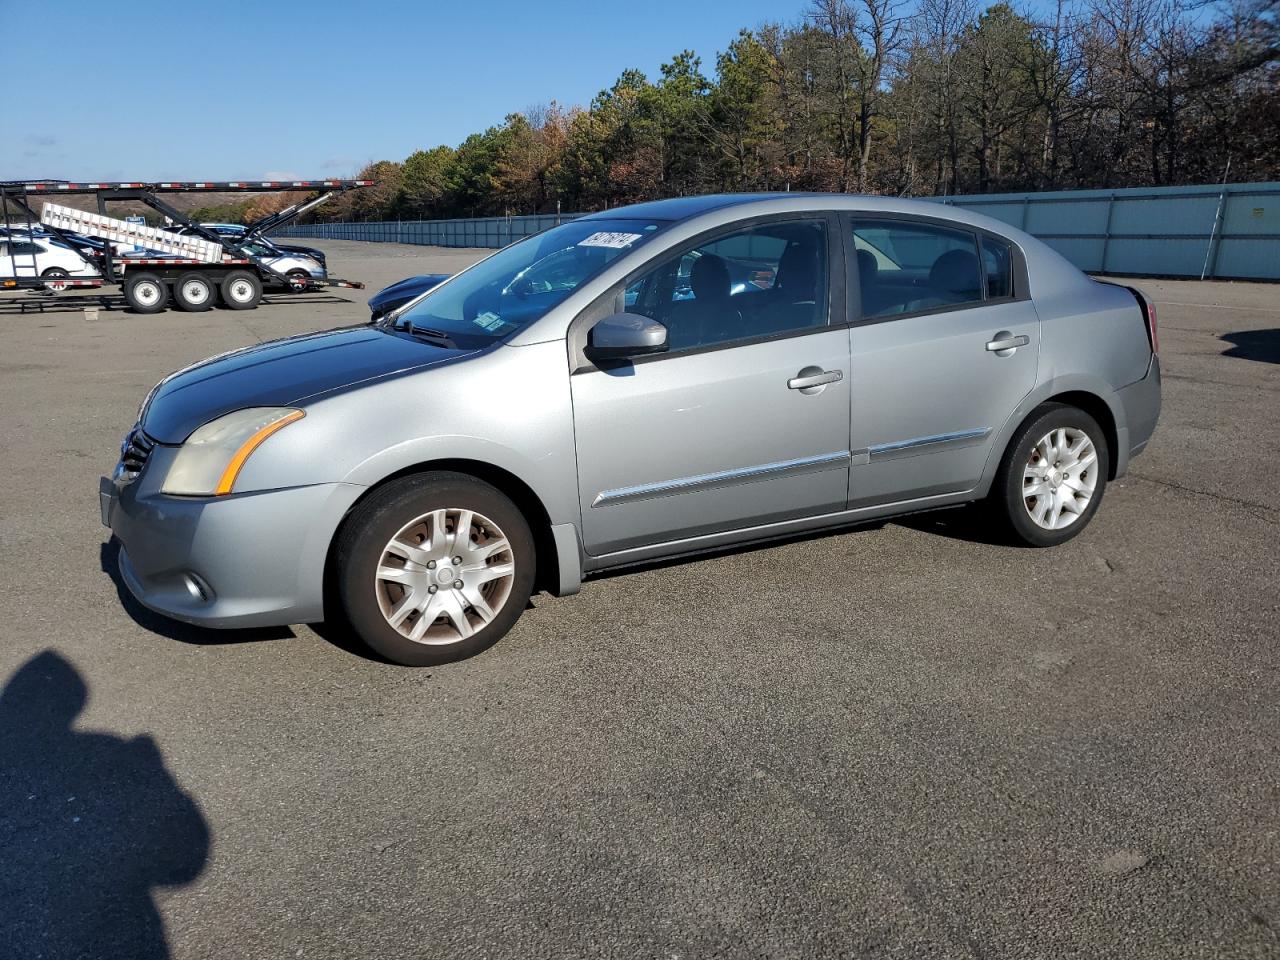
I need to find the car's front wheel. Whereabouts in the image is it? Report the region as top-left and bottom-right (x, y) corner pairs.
(992, 403), (1110, 547)
(334, 473), (535, 666)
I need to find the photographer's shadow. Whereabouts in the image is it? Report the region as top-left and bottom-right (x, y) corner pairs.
(0, 651), (210, 959)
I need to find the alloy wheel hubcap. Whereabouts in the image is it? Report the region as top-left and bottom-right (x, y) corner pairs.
(374, 507), (515, 645)
(1023, 426), (1098, 530)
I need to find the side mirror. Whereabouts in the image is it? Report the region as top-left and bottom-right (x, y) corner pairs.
(585, 313), (668, 362)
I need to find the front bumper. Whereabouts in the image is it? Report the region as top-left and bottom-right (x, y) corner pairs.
(101, 471), (364, 629)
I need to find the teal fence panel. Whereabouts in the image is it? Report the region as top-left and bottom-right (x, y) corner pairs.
(276, 182), (1280, 280)
(276, 214), (581, 250)
(932, 182), (1280, 280)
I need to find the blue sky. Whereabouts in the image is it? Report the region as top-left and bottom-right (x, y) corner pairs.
(2, 0), (809, 182)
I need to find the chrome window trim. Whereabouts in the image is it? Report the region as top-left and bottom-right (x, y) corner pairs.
(867, 428), (991, 462)
(593, 450), (851, 508)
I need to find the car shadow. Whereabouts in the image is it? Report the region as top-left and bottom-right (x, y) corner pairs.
(306, 618), (397, 665)
(587, 518), (890, 580)
(893, 505), (1018, 546)
(100, 538), (294, 646)
(1220, 328), (1280, 364)
(0, 651), (210, 959)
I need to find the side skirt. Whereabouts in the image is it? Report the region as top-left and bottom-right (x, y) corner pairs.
(581, 488), (980, 575)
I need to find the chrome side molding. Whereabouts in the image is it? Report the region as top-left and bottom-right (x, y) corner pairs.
(868, 428), (991, 462)
(593, 450), (851, 508)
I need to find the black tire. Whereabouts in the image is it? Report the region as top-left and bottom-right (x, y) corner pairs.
(123, 272), (167, 314)
(285, 269), (311, 292)
(173, 272), (216, 312)
(40, 267), (70, 279)
(334, 472), (536, 666)
(991, 402), (1110, 547)
(219, 270), (261, 310)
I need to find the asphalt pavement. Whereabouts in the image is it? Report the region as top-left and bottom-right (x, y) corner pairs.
(0, 240), (1276, 959)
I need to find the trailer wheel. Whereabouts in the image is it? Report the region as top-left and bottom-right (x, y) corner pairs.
(123, 273), (167, 314)
(220, 270), (261, 310)
(174, 272), (216, 312)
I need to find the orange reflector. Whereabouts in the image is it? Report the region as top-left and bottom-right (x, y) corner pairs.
(214, 410), (305, 495)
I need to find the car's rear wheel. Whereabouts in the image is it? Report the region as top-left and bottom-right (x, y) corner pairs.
(992, 403), (1109, 547)
(334, 472), (535, 666)
(174, 272), (215, 312)
(219, 270), (261, 310)
(123, 272), (167, 314)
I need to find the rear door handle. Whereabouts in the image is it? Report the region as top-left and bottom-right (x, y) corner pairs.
(788, 367), (843, 393)
(986, 332), (1030, 353)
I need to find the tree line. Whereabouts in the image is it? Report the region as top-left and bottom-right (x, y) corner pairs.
(293, 0), (1275, 223)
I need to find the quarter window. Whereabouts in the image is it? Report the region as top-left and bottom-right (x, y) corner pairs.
(851, 220), (983, 319)
(625, 220), (829, 352)
(982, 236), (1014, 299)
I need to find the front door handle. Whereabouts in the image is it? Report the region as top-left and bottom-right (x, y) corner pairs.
(986, 331), (1030, 355)
(788, 367), (844, 394)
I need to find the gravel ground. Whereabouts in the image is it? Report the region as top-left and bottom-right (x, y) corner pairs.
(0, 240), (1276, 959)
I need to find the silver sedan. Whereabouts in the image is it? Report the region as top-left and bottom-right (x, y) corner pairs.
(101, 194), (1161, 665)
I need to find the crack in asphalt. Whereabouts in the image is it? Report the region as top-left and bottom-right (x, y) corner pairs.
(1128, 472), (1278, 523)
(1162, 372), (1280, 391)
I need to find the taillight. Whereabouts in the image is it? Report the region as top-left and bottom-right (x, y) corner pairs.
(1127, 286), (1159, 355)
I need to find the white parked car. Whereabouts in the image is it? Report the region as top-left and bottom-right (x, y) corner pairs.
(162, 225), (326, 282)
(0, 236), (99, 279)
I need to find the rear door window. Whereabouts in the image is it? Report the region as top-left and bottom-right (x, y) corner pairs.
(850, 220), (983, 319)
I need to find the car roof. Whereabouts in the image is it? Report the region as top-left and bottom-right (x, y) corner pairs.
(577, 193), (805, 223)
(576, 192), (1020, 228)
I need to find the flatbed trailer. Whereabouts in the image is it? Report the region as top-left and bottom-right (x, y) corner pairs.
(0, 178), (371, 313)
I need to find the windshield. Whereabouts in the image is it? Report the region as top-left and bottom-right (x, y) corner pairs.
(385, 218), (665, 347)
(240, 240), (279, 257)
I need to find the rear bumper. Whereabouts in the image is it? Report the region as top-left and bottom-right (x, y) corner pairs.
(1115, 354), (1161, 473)
(101, 475), (364, 628)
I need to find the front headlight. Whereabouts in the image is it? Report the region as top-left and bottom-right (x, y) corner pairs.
(161, 407), (304, 496)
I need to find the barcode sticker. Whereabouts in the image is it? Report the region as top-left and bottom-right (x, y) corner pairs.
(578, 231), (643, 249)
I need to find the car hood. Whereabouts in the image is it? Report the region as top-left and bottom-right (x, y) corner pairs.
(140, 326), (473, 442)
(369, 274), (451, 311)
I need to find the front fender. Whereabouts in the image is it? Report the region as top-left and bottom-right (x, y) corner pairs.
(229, 337), (581, 532)
(340, 433), (580, 528)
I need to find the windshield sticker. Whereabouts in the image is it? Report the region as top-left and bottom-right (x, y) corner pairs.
(578, 231), (643, 249)
(473, 311), (504, 332)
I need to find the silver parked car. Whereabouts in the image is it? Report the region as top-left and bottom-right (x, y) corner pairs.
(100, 194), (1161, 666)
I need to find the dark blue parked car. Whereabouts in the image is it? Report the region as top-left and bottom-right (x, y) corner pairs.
(368, 273), (451, 321)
